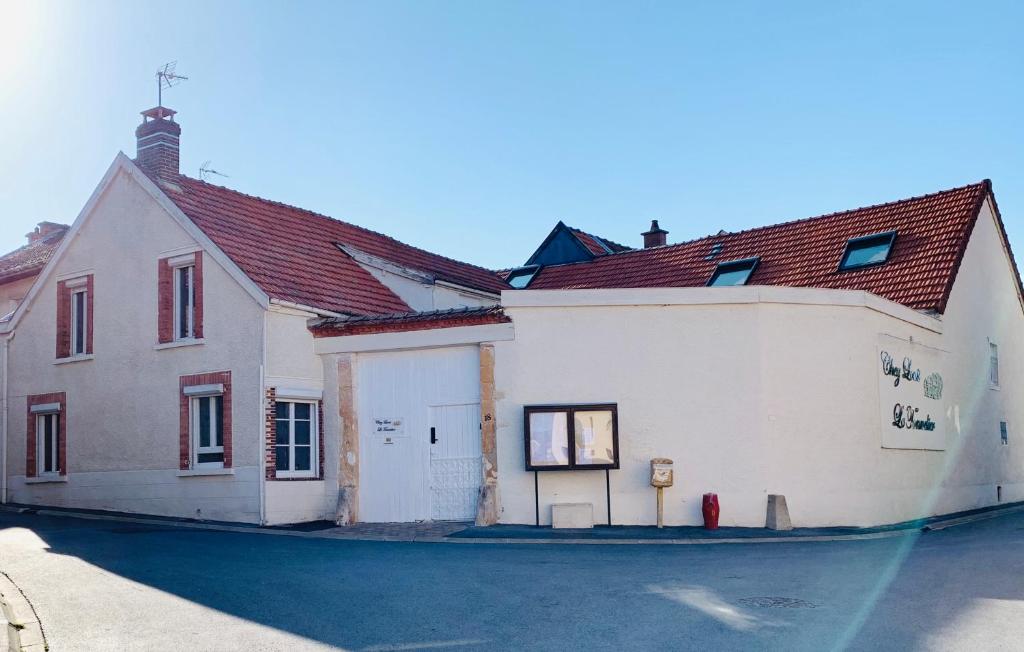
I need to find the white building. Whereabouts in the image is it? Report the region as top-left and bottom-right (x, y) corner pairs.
(1, 105), (1021, 528)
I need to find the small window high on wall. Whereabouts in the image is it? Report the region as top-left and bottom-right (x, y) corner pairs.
(56, 275), (93, 359)
(175, 263), (196, 340)
(159, 253), (203, 345)
(990, 342), (1000, 387)
(70, 287), (88, 356)
(839, 231), (896, 271)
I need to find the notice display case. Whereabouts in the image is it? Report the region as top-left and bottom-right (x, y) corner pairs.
(524, 404), (619, 471)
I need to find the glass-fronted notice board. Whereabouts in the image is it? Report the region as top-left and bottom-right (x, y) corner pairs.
(524, 404), (619, 471)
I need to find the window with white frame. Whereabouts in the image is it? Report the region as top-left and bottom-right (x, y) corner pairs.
(71, 287), (87, 356)
(35, 410), (61, 476)
(990, 342), (1000, 387)
(189, 390), (224, 466)
(275, 400), (318, 477)
(174, 263), (196, 340)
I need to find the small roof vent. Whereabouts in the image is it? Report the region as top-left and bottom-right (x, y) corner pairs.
(704, 243), (725, 260)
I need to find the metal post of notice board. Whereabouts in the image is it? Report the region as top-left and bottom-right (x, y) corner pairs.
(606, 469), (612, 526)
(534, 471), (540, 527)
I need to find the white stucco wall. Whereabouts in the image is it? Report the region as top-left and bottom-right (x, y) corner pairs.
(3, 167), (266, 522)
(494, 202), (1024, 528)
(934, 199), (1024, 509)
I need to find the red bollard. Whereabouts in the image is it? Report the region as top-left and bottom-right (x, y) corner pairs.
(702, 493), (720, 530)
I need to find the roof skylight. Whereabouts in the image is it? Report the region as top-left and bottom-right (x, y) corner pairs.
(839, 231), (896, 271)
(506, 265), (541, 289)
(707, 257), (759, 287)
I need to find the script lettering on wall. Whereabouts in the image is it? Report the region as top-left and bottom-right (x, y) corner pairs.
(877, 334), (947, 451)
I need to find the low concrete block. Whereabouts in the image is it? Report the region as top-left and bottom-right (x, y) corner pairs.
(766, 494), (792, 531)
(552, 503), (594, 529)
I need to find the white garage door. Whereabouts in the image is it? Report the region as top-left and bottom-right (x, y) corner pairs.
(357, 346), (482, 523)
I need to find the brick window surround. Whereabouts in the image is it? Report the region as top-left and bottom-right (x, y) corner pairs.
(264, 387), (325, 480)
(26, 392), (67, 478)
(56, 275), (93, 358)
(179, 371), (231, 470)
(158, 252), (204, 344)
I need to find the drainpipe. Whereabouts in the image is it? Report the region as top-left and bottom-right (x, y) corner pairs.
(1, 332), (11, 504)
(258, 310), (269, 525)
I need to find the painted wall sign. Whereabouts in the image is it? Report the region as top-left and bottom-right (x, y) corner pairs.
(877, 334), (947, 451)
(374, 417), (404, 436)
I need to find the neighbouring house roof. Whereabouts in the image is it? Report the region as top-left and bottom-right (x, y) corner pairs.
(0, 224), (70, 285)
(526, 181), (1014, 314)
(160, 176), (510, 316)
(569, 228), (632, 256)
(311, 305), (510, 337)
(524, 221), (632, 267)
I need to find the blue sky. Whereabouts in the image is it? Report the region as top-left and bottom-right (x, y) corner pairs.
(1, 1), (1021, 269)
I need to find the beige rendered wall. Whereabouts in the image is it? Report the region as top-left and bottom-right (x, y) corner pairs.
(263, 307), (337, 524)
(4, 167), (266, 522)
(494, 234), (1024, 528)
(0, 275), (37, 319)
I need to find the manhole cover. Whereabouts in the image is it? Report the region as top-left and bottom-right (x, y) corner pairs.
(738, 597), (818, 609)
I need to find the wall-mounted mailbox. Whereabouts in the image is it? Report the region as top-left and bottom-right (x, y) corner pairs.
(650, 458), (673, 487)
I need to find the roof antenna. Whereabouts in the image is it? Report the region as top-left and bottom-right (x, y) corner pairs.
(199, 161), (229, 182)
(156, 61), (188, 106)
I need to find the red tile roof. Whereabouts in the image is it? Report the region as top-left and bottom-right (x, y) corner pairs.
(311, 306), (509, 337)
(162, 176), (509, 316)
(529, 181), (1005, 313)
(0, 225), (69, 285)
(569, 228), (632, 256)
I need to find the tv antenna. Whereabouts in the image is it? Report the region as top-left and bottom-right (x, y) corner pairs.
(156, 61), (188, 106)
(199, 161), (229, 182)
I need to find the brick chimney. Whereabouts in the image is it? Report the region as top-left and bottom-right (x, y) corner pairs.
(135, 106), (181, 180)
(26, 222), (69, 244)
(642, 220), (668, 248)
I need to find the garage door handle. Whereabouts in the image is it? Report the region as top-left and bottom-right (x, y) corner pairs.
(430, 427), (437, 444)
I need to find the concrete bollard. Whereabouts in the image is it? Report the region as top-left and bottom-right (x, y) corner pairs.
(766, 494), (792, 531)
(552, 503), (594, 529)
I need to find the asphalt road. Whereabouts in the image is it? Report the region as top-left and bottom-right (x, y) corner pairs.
(0, 510), (1022, 651)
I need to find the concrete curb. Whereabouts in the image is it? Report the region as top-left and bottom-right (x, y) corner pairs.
(923, 503), (1024, 531)
(439, 530), (914, 545)
(0, 572), (46, 652)
(1, 502), (1020, 546)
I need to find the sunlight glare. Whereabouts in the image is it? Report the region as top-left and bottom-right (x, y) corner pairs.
(0, 526), (51, 551)
(0, 0), (43, 85)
